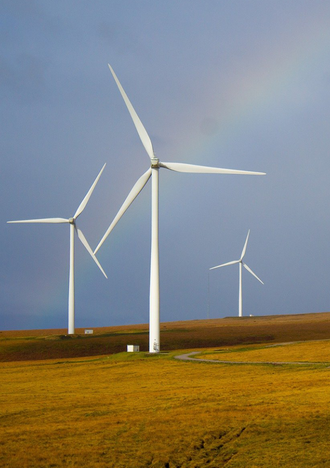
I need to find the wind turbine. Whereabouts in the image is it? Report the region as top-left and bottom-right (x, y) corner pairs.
(210, 230), (263, 317)
(95, 65), (265, 352)
(8, 164), (107, 334)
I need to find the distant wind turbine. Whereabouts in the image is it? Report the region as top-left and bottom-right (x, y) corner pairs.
(95, 65), (265, 352)
(8, 164), (107, 334)
(210, 230), (263, 317)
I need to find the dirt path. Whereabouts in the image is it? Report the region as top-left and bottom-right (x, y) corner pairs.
(174, 351), (329, 366)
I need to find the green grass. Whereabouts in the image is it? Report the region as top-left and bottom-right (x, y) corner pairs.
(2, 312), (330, 362)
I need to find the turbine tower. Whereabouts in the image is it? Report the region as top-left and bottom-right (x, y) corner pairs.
(95, 65), (265, 352)
(210, 230), (263, 317)
(8, 164), (107, 334)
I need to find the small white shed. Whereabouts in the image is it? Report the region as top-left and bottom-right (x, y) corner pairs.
(127, 345), (140, 352)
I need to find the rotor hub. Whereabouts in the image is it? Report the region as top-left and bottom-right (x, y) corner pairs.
(151, 158), (160, 168)
(69, 218), (75, 224)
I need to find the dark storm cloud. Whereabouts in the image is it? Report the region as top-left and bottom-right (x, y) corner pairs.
(0, 54), (47, 102)
(2, 1), (330, 332)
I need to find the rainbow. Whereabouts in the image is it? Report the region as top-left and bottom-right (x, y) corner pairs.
(47, 12), (330, 323)
(177, 15), (330, 167)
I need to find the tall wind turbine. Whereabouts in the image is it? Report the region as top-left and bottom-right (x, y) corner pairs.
(210, 230), (263, 317)
(8, 164), (107, 334)
(95, 65), (265, 352)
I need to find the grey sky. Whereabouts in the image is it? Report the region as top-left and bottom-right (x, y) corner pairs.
(2, 1), (330, 330)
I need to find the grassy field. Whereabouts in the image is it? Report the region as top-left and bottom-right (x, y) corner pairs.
(1, 312), (330, 361)
(1, 313), (330, 467)
(196, 339), (330, 364)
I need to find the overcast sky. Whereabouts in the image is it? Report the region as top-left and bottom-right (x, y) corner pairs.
(2, 1), (330, 331)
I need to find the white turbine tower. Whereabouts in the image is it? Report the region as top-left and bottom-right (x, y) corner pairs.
(8, 164), (107, 334)
(210, 230), (263, 317)
(95, 65), (265, 353)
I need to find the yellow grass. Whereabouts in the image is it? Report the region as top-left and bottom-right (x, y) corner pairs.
(196, 339), (330, 363)
(1, 344), (330, 467)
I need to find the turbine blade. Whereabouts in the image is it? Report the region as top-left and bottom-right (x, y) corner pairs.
(240, 230), (250, 260)
(74, 163), (106, 219)
(210, 260), (240, 270)
(7, 218), (69, 224)
(243, 263), (264, 284)
(161, 162), (266, 175)
(94, 167), (151, 254)
(108, 65), (155, 160)
(76, 227), (108, 279)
